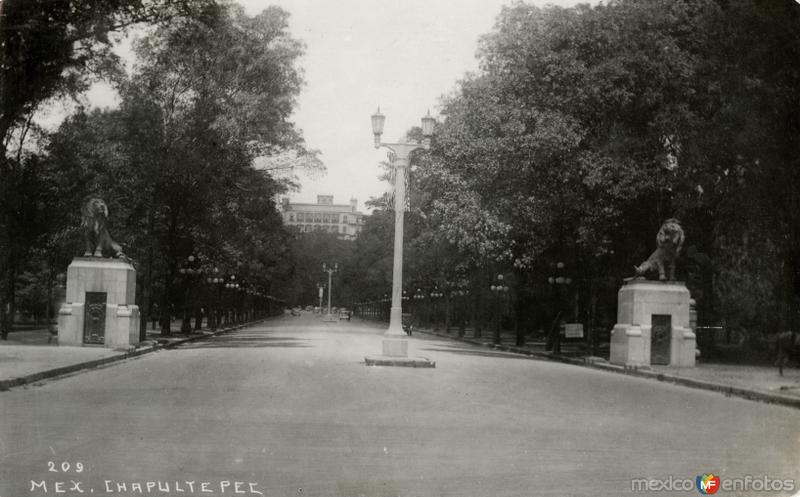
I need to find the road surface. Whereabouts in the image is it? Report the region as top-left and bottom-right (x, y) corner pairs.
(1, 313), (798, 497)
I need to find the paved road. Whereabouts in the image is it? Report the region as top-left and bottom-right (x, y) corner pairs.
(1, 314), (798, 497)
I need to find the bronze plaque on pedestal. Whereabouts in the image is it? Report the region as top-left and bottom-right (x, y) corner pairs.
(651, 314), (671, 365)
(84, 292), (107, 344)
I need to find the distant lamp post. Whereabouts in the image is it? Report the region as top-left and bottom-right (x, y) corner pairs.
(547, 262), (571, 354)
(206, 267), (223, 330)
(367, 108), (435, 364)
(413, 289), (426, 329)
(225, 275), (240, 325)
(490, 274), (509, 345)
(430, 288), (443, 331)
(178, 254), (204, 334)
(322, 263), (339, 322)
(317, 282), (325, 314)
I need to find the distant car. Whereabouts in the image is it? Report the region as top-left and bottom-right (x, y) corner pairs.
(339, 309), (351, 320)
(304, 305), (313, 311)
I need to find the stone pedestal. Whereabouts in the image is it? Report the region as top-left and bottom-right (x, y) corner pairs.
(610, 280), (695, 368)
(58, 258), (140, 349)
(364, 329), (435, 368)
(382, 337), (408, 357)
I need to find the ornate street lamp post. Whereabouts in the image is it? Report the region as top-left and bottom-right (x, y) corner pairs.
(413, 290), (425, 329)
(322, 263), (339, 322)
(430, 288), (443, 331)
(369, 108), (434, 359)
(449, 286), (465, 335)
(317, 282), (325, 314)
(547, 262), (572, 354)
(225, 275), (239, 324)
(206, 267), (224, 331)
(490, 274), (510, 345)
(179, 254), (204, 334)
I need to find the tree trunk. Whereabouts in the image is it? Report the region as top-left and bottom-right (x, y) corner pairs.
(2, 264), (16, 340)
(444, 295), (451, 333)
(139, 196), (160, 341)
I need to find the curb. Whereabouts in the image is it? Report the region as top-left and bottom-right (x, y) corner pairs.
(0, 319), (267, 392)
(416, 329), (800, 410)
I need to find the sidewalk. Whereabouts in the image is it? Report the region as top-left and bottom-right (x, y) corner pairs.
(414, 325), (800, 409)
(0, 321), (253, 391)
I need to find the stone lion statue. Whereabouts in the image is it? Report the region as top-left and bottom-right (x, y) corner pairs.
(81, 197), (126, 259)
(633, 218), (685, 281)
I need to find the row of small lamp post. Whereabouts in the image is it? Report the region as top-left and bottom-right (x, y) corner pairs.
(170, 254), (282, 335)
(353, 267), (574, 348)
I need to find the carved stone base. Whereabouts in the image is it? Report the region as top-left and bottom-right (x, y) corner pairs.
(382, 337), (408, 357)
(58, 258), (140, 349)
(610, 280), (695, 368)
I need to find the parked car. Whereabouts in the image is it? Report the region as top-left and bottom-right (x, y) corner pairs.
(339, 309), (351, 320)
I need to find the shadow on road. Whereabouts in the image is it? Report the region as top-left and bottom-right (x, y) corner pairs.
(177, 334), (313, 349)
(419, 346), (536, 360)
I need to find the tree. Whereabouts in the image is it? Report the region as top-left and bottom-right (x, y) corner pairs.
(0, 0), (220, 151)
(0, 0), (220, 337)
(401, 0), (800, 345)
(38, 4), (312, 337)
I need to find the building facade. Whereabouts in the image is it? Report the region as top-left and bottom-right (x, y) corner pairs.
(281, 195), (364, 239)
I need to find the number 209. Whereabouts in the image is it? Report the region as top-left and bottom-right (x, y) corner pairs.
(48, 461), (84, 473)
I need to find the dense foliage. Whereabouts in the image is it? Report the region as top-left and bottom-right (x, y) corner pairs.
(2, 0), (799, 351)
(351, 0), (800, 345)
(0, 2), (314, 337)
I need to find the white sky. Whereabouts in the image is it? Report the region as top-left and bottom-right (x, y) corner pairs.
(82, 0), (592, 211)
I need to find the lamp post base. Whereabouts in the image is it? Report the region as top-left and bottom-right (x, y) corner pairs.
(364, 355), (435, 368)
(382, 337), (408, 357)
(363, 332), (435, 368)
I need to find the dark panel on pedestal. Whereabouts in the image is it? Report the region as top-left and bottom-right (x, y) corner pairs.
(83, 292), (107, 344)
(651, 314), (671, 365)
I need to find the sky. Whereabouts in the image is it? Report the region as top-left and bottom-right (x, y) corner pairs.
(82, 0), (592, 212)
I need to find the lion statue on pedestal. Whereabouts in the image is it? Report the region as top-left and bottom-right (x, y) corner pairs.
(81, 197), (127, 259)
(633, 218), (685, 281)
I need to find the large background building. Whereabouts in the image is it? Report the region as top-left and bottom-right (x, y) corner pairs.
(281, 195), (364, 239)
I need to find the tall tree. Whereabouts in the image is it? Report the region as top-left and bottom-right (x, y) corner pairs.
(0, 0), (220, 337)
(406, 0), (800, 340)
(48, 4), (310, 336)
